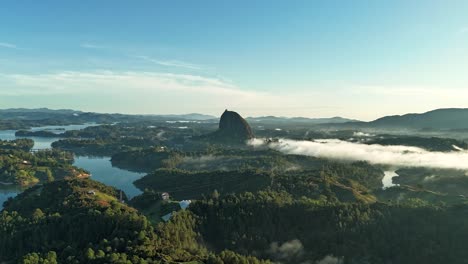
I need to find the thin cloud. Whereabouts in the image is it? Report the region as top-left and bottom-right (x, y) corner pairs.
(0, 70), (279, 102)
(80, 43), (106, 49)
(0, 70), (317, 115)
(2, 70), (460, 118)
(136, 55), (202, 70)
(0, 42), (18, 49)
(0, 70), (233, 94)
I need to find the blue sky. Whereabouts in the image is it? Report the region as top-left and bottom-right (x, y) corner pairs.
(1, 0), (468, 120)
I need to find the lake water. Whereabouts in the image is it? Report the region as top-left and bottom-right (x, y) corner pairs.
(0, 124), (145, 208)
(1, 123), (99, 150)
(74, 156), (144, 198)
(0, 184), (24, 208)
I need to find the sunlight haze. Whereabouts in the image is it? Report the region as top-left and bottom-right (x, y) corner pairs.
(1, 1), (468, 120)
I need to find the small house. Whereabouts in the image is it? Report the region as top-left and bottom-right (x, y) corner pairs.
(179, 200), (192, 210)
(161, 192), (170, 201)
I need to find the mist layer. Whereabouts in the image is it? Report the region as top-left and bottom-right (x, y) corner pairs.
(249, 138), (468, 170)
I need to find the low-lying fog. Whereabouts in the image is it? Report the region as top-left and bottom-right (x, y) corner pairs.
(249, 138), (468, 170)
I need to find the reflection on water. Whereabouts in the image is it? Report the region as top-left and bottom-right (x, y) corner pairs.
(0, 130), (17, 141)
(30, 123), (99, 134)
(0, 184), (24, 209)
(74, 156), (145, 199)
(0, 123), (145, 209)
(0, 156), (145, 209)
(0, 123), (98, 150)
(0, 129), (59, 149)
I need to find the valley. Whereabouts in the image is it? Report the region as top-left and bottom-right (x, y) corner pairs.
(2, 108), (468, 263)
(4, 2), (468, 263)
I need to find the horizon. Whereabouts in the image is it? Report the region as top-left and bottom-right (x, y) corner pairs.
(2, 1), (468, 120)
(4, 2), (468, 263)
(2, 106), (468, 122)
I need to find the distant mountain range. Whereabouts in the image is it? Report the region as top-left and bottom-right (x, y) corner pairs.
(156, 113), (217, 120)
(0, 108), (80, 119)
(0, 108), (355, 124)
(0, 108), (216, 122)
(247, 108), (468, 130)
(3, 108), (468, 130)
(328, 108), (468, 130)
(246, 116), (358, 125)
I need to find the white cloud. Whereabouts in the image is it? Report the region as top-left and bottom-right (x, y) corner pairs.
(80, 43), (106, 49)
(1, 70), (464, 119)
(0, 42), (18, 49)
(136, 55), (202, 70)
(250, 138), (468, 170)
(0, 70), (297, 114)
(0, 71), (240, 95)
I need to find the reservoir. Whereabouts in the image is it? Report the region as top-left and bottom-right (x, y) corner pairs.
(0, 124), (145, 208)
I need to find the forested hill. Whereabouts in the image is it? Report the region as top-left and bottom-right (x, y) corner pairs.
(3, 161), (468, 263)
(11, 107), (468, 130)
(0, 178), (270, 264)
(5, 177), (468, 264)
(245, 116), (358, 125)
(0, 108), (217, 130)
(0, 108), (216, 121)
(368, 108), (468, 129)
(323, 108), (468, 130)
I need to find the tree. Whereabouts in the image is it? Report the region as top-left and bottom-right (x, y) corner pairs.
(45, 169), (54, 183)
(96, 250), (105, 258)
(32, 209), (45, 221)
(85, 248), (95, 260)
(212, 190), (220, 200)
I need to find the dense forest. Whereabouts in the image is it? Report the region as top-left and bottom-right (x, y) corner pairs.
(191, 192), (468, 264)
(4, 175), (468, 263)
(51, 123), (218, 156)
(364, 135), (468, 152)
(0, 140), (87, 186)
(0, 178), (270, 264)
(2, 110), (468, 263)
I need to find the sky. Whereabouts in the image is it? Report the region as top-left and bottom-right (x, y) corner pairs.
(1, 0), (468, 120)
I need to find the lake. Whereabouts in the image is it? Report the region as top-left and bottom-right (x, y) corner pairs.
(74, 156), (144, 198)
(0, 124), (145, 208)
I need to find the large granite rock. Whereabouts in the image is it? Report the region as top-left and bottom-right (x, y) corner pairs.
(211, 110), (254, 142)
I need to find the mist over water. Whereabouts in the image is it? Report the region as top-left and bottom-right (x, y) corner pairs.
(382, 171), (399, 189)
(249, 138), (468, 170)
